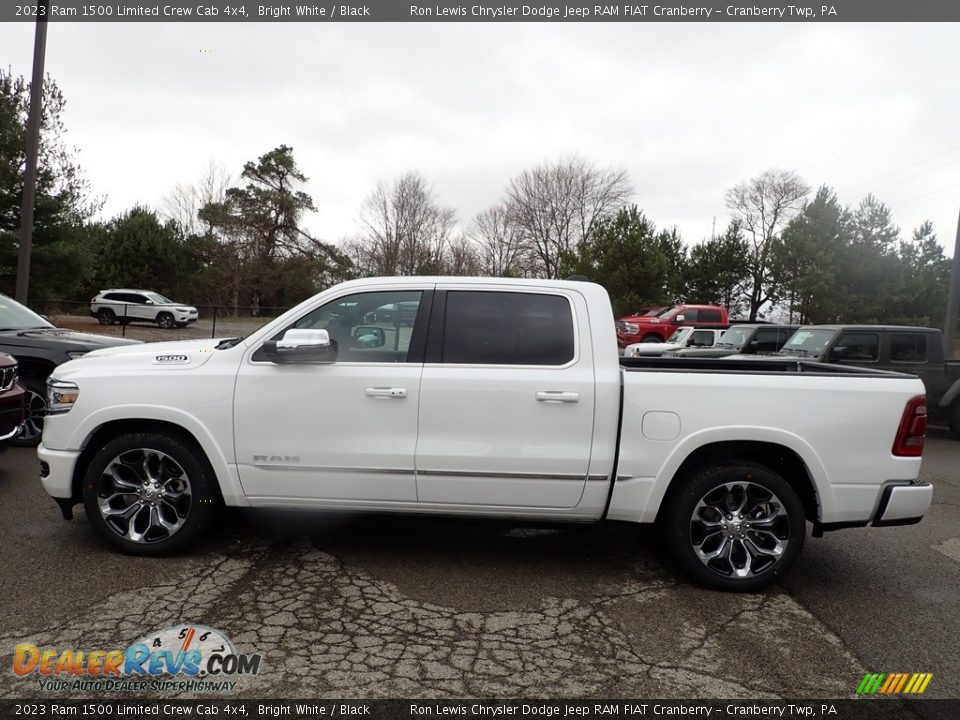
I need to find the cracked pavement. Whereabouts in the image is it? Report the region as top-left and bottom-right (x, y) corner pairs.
(1, 430), (957, 700)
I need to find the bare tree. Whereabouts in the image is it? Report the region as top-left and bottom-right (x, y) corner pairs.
(505, 156), (632, 278)
(725, 169), (810, 319)
(469, 204), (529, 277)
(352, 172), (456, 276)
(440, 235), (481, 276)
(162, 160), (233, 236)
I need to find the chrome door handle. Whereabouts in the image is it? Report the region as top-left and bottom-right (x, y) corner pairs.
(535, 391), (580, 403)
(365, 387), (408, 399)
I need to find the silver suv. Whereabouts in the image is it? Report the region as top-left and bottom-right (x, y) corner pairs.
(90, 290), (198, 329)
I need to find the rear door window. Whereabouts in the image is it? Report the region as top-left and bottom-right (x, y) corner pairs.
(698, 309), (722, 323)
(889, 333), (929, 364)
(442, 291), (575, 365)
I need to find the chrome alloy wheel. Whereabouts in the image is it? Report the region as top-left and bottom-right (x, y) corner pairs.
(20, 388), (47, 442)
(96, 449), (192, 544)
(689, 481), (790, 579)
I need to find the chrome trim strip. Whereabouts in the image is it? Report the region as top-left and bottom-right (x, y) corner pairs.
(616, 475), (632, 482)
(0, 423), (23, 442)
(248, 465), (607, 482)
(419, 469), (603, 482)
(251, 465), (414, 475)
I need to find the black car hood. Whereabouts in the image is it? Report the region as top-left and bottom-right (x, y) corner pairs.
(0, 327), (140, 352)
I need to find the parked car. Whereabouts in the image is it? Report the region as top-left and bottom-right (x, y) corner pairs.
(90, 290), (198, 329)
(0, 293), (140, 445)
(616, 304), (728, 346)
(39, 277), (931, 591)
(623, 326), (723, 357)
(767, 325), (960, 438)
(667, 324), (799, 358)
(0, 352), (25, 448)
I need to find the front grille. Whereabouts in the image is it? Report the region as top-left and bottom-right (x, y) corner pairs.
(0, 365), (16, 391)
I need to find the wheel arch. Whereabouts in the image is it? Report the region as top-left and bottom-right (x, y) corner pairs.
(68, 415), (244, 508)
(653, 439), (824, 526)
(17, 357), (57, 385)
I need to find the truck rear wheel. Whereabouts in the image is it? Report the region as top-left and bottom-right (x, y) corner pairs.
(82, 432), (219, 555)
(661, 461), (805, 591)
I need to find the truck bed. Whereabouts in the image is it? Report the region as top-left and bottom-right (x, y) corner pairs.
(619, 356), (915, 377)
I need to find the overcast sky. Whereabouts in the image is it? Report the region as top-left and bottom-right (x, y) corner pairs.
(2, 22), (958, 253)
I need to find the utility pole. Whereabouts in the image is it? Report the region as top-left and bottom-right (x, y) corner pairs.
(944, 209), (960, 359)
(15, 0), (50, 304)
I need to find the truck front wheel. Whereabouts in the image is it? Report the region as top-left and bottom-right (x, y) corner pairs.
(82, 432), (219, 555)
(661, 462), (805, 591)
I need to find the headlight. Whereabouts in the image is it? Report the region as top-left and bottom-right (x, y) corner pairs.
(47, 379), (80, 414)
(66, 351), (87, 360)
(622, 322), (639, 333)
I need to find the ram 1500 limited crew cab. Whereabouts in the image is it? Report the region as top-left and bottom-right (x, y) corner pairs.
(38, 278), (932, 591)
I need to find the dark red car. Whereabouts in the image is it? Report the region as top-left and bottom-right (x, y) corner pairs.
(0, 352), (26, 448)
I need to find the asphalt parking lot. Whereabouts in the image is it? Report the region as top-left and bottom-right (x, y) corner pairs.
(0, 428), (957, 701)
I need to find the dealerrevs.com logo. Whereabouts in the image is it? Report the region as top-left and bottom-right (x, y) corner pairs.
(13, 625), (261, 693)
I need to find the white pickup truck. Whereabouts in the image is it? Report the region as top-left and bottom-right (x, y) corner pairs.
(38, 277), (932, 591)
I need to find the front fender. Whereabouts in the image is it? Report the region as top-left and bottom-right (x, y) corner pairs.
(68, 404), (248, 507)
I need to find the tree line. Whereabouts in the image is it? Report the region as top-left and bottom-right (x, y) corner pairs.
(0, 69), (952, 325)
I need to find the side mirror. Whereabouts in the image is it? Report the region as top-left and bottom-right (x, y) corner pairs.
(263, 328), (338, 364)
(830, 346), (848, 360)
(144, 300), (154, 305)
(674, 314), (685, 323)
(351, 325), (386, 348)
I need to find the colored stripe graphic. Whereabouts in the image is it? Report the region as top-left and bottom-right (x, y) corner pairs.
(857, 672), (933, 694)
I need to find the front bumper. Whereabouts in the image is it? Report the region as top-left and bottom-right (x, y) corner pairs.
(38, 444), (81, 499)
(873, 480), (933, 527)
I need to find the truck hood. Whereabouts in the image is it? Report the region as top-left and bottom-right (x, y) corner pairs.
(60, 337), (232, 374)
(0, 327), (140, 352)
(672, 347), (739, 358)
(627, 341), (683, 356)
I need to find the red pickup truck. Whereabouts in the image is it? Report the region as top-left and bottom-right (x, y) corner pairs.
(616, 304), (729, 346)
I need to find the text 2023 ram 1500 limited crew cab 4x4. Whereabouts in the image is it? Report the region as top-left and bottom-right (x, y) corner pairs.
(38, 278), (932, 591)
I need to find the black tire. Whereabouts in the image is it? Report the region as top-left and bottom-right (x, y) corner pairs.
(11, 379), (47, 447)
(176, 322), (188, 328)
(157, 312), (175, 329)
(949, 400), (960, 440)
(659, 461), (805, 592)
(97, 308), (116, 325)
(82, 432), (220, 556)
(641, 333), (662, 343)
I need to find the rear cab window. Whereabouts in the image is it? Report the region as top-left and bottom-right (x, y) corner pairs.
(889, 332), (929, 363)
(440, 291), (576, 366)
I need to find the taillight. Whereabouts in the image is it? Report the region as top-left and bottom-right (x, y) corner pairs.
(892, 396), (926, 457)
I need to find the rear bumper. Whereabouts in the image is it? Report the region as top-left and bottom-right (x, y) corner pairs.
(872, 480), (933, 527)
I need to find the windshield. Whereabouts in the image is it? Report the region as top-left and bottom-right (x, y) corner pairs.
(0, 294), (55, 331)
(716, 327), (751, 348)
(656, 306), (679, 318)
(780, 329), (837, 356)
(145, 292), (174, 304)
(666, 328), (686, 342)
